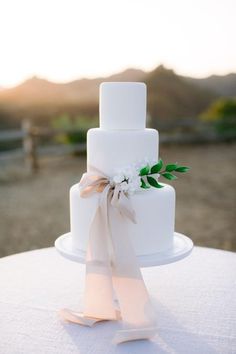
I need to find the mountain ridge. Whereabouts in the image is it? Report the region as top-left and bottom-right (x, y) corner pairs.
(183, 73), (236, 97)
(1, 67), (236, 99)
(0, 66), (235, 126)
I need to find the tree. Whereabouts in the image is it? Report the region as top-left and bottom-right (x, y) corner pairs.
(201, 98), (236, 134)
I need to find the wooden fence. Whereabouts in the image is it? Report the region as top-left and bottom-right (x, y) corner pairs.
(0, 120), (87, 173)
(0, 119), (235, 173)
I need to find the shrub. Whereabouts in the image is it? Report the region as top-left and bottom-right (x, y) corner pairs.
(200, 99), (236, 135)
(52, 114), (98, 144)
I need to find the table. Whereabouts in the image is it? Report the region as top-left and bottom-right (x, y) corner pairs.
(0, 247), (235, 354)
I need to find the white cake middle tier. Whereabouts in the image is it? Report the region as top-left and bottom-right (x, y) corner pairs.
(87, 128), (158, 176)
(70, 183), (175, 256)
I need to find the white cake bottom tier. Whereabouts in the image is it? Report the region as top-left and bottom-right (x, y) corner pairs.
(87, 128), (158, 176)
(70, 183), (175, 256)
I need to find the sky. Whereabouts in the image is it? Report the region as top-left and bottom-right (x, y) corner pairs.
(0, 0), (235, 87)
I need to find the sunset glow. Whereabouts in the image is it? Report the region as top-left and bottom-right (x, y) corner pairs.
(0, 0), (235, 87)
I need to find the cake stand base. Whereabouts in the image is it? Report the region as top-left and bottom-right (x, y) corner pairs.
(55, 232), (193, 267)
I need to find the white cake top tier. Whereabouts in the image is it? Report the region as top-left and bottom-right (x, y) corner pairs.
(99, 82), (146, 130)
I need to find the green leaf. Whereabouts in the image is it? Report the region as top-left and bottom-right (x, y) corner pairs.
(165, 163), (178, 172)
(147, 176), (164, 188)
(162, 172), (177, 180)
(139, 165), (150, 176)
(175, 166), (190, 173)
(150, 159), (163, 174)
(140, 178), (150, 189)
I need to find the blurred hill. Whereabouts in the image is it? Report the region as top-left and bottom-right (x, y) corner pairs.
(0, 65), (235, 128)
(0, 69), (145, 127)
(146, 66), (216, 125)
(185, 73), (236, 97)
(0, 69), (145, 105)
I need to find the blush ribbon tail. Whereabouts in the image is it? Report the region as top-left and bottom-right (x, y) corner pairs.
(60, 172), (157, 343)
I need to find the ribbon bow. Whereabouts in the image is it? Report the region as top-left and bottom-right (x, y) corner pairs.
(60, 169), (157, 344)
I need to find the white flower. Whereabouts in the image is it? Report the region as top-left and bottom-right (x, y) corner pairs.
(154, 173), (160, 178)
(112, 164), (142, 195)
(127, 181), (140, 195)
(120, 181), (129, 192)
(113, 174), (124, 184)
(123, 167), (135, 179)
(132, 178), (141, 188)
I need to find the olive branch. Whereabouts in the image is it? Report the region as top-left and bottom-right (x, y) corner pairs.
(139, 159), (190, 189)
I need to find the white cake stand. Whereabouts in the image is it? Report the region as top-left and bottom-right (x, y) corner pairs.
(55, 232), (193, 267)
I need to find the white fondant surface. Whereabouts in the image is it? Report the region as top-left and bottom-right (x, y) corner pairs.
(69, 81), (177, 260)
(99, 82), (146, 130)
(70, 183), (175, 256)
(87, 128), (158, 175)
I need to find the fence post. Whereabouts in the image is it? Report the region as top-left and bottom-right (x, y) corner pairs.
(22, 119), (39, 173)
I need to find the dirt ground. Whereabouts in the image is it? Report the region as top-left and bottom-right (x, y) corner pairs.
(0, 143), (235, 258)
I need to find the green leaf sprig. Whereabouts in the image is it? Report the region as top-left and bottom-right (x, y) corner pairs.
(139, 159), (190, 189)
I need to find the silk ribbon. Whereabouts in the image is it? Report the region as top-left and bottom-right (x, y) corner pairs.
(60, 169), (157, 343)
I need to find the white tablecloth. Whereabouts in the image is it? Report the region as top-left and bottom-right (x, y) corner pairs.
(0, 246), (235, 354)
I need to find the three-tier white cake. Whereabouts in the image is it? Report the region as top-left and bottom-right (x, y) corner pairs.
(70, 82), (176, 256)
(56, 84), (193, 343)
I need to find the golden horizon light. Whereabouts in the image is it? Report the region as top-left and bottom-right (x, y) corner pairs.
(0, 0), (235, 88)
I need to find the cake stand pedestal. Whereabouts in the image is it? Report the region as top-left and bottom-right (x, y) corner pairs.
(55, 232), (193, 267)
